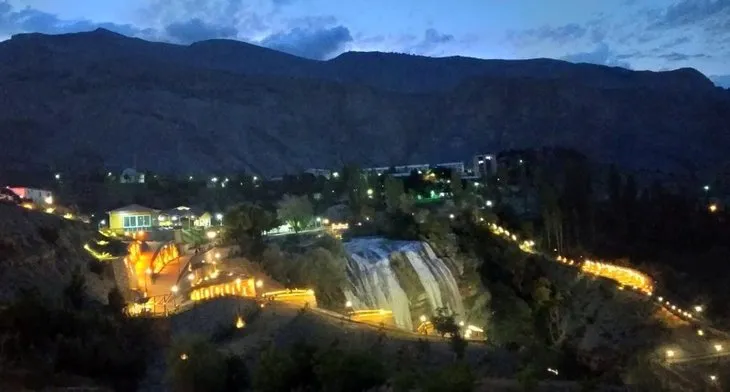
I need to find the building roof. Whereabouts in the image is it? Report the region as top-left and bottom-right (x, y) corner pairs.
(109, 204), (159, 213)
(160, 206), (208, 218)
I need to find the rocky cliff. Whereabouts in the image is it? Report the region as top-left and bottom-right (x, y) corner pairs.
(1, 29), (728, 177)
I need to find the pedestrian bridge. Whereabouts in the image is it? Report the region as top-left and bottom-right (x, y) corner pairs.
(126, 239), (181, 291)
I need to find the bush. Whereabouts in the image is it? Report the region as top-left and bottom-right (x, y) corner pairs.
(107, 288), (125, 314)
(224, 354), (250, 392)
(37, 226), (59, 244)
(253, 341), (388, 392)
(0, 290), (151, 391)
(166, 335), (227, 392)
(421, 362), (475, 392)
(316, 346), (388, 392)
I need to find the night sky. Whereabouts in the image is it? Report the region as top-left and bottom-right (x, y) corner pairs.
(1, 0), (728, 86)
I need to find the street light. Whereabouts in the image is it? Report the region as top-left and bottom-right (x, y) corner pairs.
(256, 279), (264, 288)
(709, 204), (718, 213)
(698, 329), (705, 336)
(694, 305), (704, 313)
(171, 285), (179, 294)
(419, 315), (427, 323)
(215, 213), (223, 222)
(665, 349), (676, 359)
(710, 375), (718, 382)
(345, 300), (353, 309)
(704, 185), (710, 192)
(714, 344), (723, 352)
(54, 173), (61, 180)
(206, 231), (217, 239)
(180, 353), (188, 360)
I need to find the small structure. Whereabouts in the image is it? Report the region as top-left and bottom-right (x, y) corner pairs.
(107, 204), (160, 233)
(6, 187), (53, 205)
(120, 168), (145, 184)
(159, 206), (212, 229)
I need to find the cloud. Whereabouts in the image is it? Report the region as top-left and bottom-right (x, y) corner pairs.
(649, 0), (730, 29)
(710, 74), (730, 88)
(165, 18), (238, 43)
(259, 25), (352, 59)
(657, 52), (710, 62)
(561, 42), (632, 68)
(508, 23), (588, 46)
(403, 28), (455, 55)
(0, 1), (144, 37)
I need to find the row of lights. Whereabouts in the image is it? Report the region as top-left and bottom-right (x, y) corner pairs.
(484, 218), (725, 385)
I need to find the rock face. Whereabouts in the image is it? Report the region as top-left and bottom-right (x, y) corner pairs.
(1, 29), (729, 177)
(0, 205), (115, 306)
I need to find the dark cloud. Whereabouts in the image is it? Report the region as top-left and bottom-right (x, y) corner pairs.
(561, 42), (632, 69)
(0, 1), (144, 37)
(259, 25), (353, 59)
(165, 18), (238, 43)
(658, 52), (710, 62)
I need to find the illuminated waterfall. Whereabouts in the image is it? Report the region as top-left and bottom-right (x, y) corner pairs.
(344, 238), (464, 330)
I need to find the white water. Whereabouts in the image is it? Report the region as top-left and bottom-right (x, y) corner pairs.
(343, 237), (464, 330)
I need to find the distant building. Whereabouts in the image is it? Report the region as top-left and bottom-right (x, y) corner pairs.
(364, 164), (430, 177)
(472, 154), (497, 178)
(364, 162), (465, 178)
(107, 204), (160, 233)
(6, 187), (53, 205)
(159, 206), (212, 228)
(120, 168), (145, 184)
(437, 162), (465, 175)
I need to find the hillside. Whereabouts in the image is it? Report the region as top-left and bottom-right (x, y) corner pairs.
(0, 29), (729, 177)
(0, 204), (115, 306)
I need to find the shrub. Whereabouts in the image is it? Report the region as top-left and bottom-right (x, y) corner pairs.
(166, 335), (227, 392)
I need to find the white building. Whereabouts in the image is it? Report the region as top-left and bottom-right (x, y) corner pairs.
(6, 187), (53, 205)
(473, 154), (497, 178)
(364, 162), (465, 177)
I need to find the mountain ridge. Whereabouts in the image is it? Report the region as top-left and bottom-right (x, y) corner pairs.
(0, 29), (728, 178)
(3, 29), (718, 93)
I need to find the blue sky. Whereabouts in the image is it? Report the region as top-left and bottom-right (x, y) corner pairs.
(1, 0), (729, 85)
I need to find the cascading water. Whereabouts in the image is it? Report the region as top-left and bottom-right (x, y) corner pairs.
(343, 237), (464, 330)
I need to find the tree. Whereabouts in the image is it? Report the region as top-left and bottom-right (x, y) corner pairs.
(224, 203), (277, 256)
(384, 175), (405, 213)
(344, 165), (369, 219)
(431, 307), (459, 338)
(277, 194), (314, 233)
(450, 170), (464, 203)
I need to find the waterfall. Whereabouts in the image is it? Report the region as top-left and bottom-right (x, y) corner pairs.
(343, 237), (464, 330)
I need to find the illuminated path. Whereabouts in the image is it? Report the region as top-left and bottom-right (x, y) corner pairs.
(486, 222), (699, 323)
